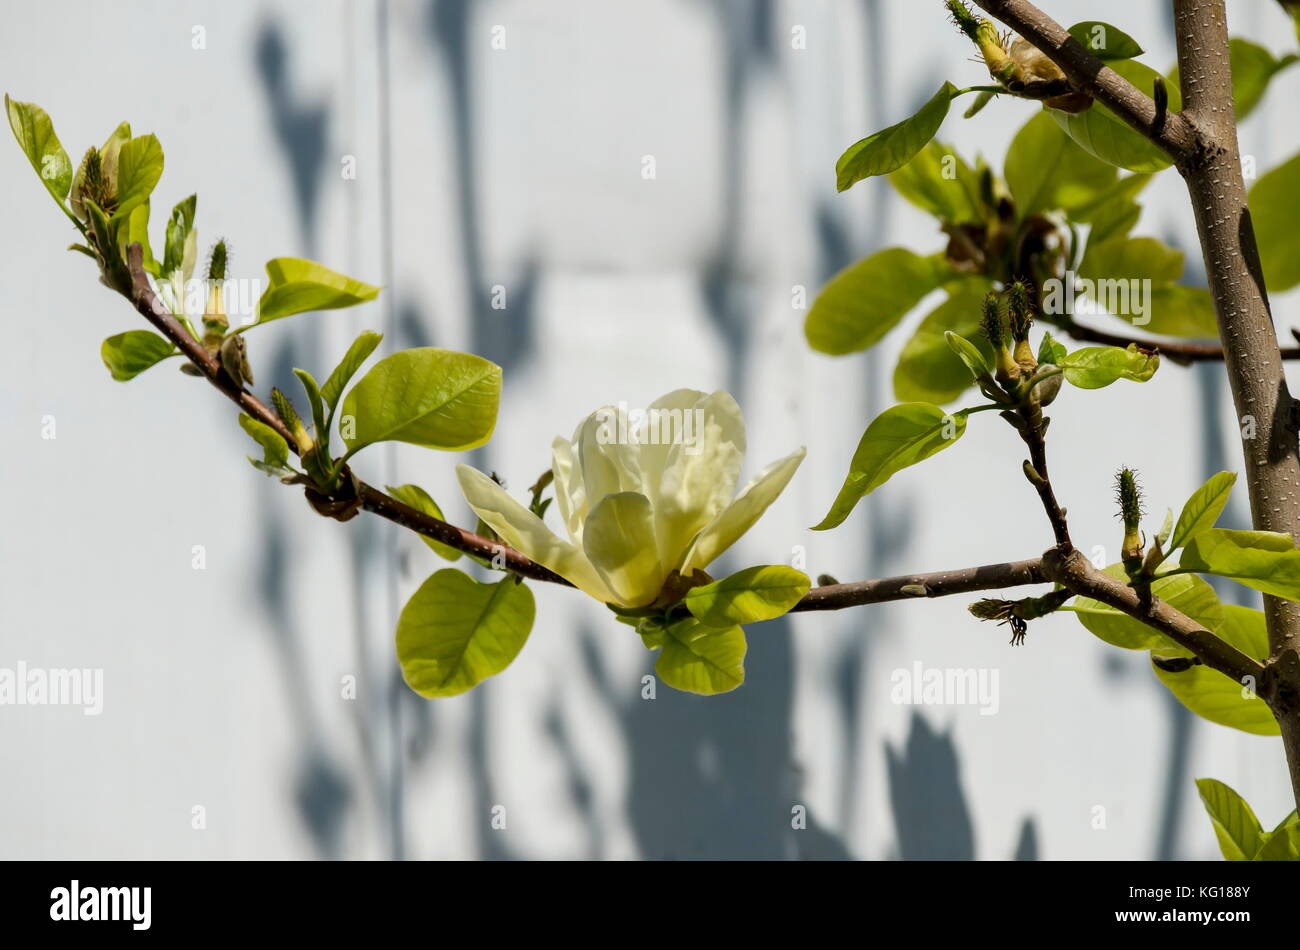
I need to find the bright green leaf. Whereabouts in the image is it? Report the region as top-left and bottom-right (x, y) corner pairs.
(238, 412), (291, 475)
(1169, 472), (1237, 552)
(1080, 235), (1183, 287)
(113, 134), (164, 218)
(1179, 529), (1300, 600)
(1250, 151), (1300, 293)
(1005, 112), (1116, 216)
(836, 82), (958, 191)
(162, 194), (196, 278)
(1074, 173), (1151, 245)
(1067, 22), (1144, 60)
(293, 368), (327, 448)
(944, 330), (991, 381)
(1051, 61), (1178, 172)
(654, 618), (746, 695)
(396, 569), (534, 698)
(256, 258), (381, 324)
(1154, 605), (1278, 736)
(1196, 778), (1265, 860)
(892, 279), (994, 403)
(100, 330), (174, 381)
(684, 566), (811, 626)
(1144, 285), (1219, 339)
(813, 402), (967, 531)
(1059, 344), (1159, 388)
(340, 347), (501, 454)
(888, 141), (984, 223)
(5, 94), (73, 205)
(1255, 815), (1300, 861)
(115, 200), (158, 276)
(321, 330), (383, 416)
(1037, 330), (1067, 366)
(805, 248), (946, 355)
(385, 484), (462, 561)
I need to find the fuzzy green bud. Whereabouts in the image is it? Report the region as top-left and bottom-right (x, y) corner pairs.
(1116, 468), (1145, 572)
(980, 292), (1019, 383)
(207, 239), (228, 282)
(272, 387), (312, 454)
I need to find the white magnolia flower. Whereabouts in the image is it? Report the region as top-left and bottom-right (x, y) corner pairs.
(457, 389), (806, 608)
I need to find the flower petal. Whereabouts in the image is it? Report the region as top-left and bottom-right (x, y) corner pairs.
(577, 409), (642, 502)
(681, 446), (806, 574)
(550, 435), (587, 545)
(653, 390), (747, 568)
(456, 464), (616, 602)
(636, 388), (708, 491)
(581, 491), (665, 607)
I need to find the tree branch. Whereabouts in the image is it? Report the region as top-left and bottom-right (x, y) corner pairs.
(791, 557), (1047, 612)
(971, 0), (1199, 163)
(1055, 318), (1300, 365)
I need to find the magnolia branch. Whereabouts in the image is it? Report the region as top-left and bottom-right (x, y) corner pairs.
(1057, 319), (1300, 365)
(970, 0), (1199, 164)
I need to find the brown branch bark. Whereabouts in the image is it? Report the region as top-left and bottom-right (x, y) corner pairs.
(1056, 318), (1300, 364)
(791, 557), (1048, 611)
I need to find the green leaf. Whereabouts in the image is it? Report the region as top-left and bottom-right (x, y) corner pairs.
(1196, 778), (1265, 860)
(684, 566), (811, 627)
(1154, 605), (1278, 736)
(238, 412), (291, 475)
(654, 618), (746, 695)
(1169, 472), (1236, 553)
(1059, 344), (1159, 388)
(813, 402), (967, 531)
(385, 484), (462, 561)
(115, 200), (158, 276)
(100, 330), (174, 381)
(888, 141), (984, 223)
(340, 347), (501, 454)
(805, 248), (946, 355)
(1255, 815), (1300, 861)
(1073, 569), (1223, 651)
(1080, 235), (1183, 287)
(892, 279), (994, 403)
(1073, 173), (1151, 245)
(836, 82), (957, 192)
(84, 199), (130, 294)
(1004, 112), (1117, 216)
(944, 331), (990, 381)
(113, 134), (164, 218)
(1037, 330), (1067, 365)
(1144, 285), (1219, 339)
(1250, 151), (1300, 293)
(321, 330), (383, 415)
(1067, 22), (1144, 60)
(256, 258), (381, 324)
(396, 569), (535, 698)
(293, 368), (327, 448)
(5, 94), (73, 205)
(1051, 60), (1178, 172)
(162, 195), (196, 277)
(1179, 529), (1300, 600)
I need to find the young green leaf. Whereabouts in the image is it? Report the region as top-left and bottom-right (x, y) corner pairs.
(5, 95), (73, 206)
(113, 134), (164, 218)
(683, 566), (811, 627)
(836, 82), (958, 192)
(238, 412), (291, 474)
(1066, 21), (1144, 60)
(1254, 814), (1300, 861)
(1072, 173), (1151, 245)
(943, 331), (991, 382)
(162, 195), (197, 277)
(1059, 344), (1159, 389)
(1250, 151), (1300, 293)
(888, 141), (983, 223)
(256, 258), (381, 324)
(892, 280), (994, 403)
(339, 347), (501, 455)
(1143, 286), (1219, 338)
(1004, 112), (1116, 216)
(1080, 235), (1184, 287)
(805, 248), (946, 356)
(100, 330), (175, 381)
(396, 568), (535, 698)
(1168, 472), (1236, 552)
(1196, 778), (1265, 860)
(1051, 61), (1178, 172)
(385, 484), (462, 561)
(293, 368), (327, 448)
(813, 402), (968, 531)
(115, 201), (158, 276)
(1073, 569), (1223, 651)
(654, 618), (746, 695)
(321, 330), (383, 415)
(1036, 330), (1067, 366)
(1179, 529), (1300, 600)
(1154, 605), (1277, 736)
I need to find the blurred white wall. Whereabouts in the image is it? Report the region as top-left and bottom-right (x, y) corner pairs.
(1, 0), (1298, 859)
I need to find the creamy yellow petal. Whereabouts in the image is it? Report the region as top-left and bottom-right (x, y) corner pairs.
(653, 390), (747, 568)
(581, 491), (666, 607)
(681, 446), (806, 574)
(456, 464), (616, 601)
(550, 435), (587, 545)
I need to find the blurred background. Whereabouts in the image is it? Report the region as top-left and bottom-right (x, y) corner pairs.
(2, 0), (1298, 860)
